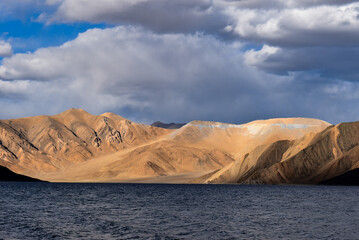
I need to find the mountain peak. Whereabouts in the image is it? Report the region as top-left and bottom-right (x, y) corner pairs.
(57, 108), (91, 115)
(100, 112), (127, 121)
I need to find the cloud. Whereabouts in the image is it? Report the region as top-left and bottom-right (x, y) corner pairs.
(245, 45), (279, 66)
(0, 1), (358, 124)
(0, 0), (57, 21)
(0, 41), (12, 57)
(43, 0), (359, 45)
(38, 0), (359, 82)
(218, 0), (359, 9)
(0, 26), (265, 122)
(1, 26), (359, 124)
(244, 44), (359, 81)
(225, 2), (359, 47)
(220, 2), (359, 81)
(43, 0), (228, 35)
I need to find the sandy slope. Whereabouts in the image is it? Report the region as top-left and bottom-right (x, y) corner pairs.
(0, 109), (333, 183)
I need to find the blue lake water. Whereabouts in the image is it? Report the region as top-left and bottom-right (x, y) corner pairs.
(0, 183), (358, 239)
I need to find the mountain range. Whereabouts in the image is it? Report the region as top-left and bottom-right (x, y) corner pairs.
(0, 109), (358, 185)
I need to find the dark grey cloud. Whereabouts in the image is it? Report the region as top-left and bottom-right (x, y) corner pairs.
(245, 46), (359, 81)
(44, 0), (230, 36)
(221, 0), (359, 9)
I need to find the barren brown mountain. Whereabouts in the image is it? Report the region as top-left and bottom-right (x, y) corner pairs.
(3, 109), (356, 184)
(200, 122), (359, 184)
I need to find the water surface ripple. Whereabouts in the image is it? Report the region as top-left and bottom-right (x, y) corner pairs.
(0, 183), (358, 239)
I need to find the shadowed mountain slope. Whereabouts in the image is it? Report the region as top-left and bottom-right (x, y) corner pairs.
(320, 168), (359, 186)
(0, 165), (42, 182)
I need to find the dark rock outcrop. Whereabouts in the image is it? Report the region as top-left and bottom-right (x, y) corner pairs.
(0, 165), (42, 182)
(151, 121), (186, 129)
(320, 168), (359, 186)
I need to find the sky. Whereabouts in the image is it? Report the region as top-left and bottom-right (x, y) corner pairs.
(0, 0), (359, 124)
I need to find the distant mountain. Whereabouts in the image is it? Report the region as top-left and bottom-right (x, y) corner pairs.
(1, 109), (335, 184)
(151, 121), (186, 129)
(0, 165), (42, 182)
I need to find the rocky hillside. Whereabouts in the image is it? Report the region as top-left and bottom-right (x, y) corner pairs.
(0, 109), (170, 177)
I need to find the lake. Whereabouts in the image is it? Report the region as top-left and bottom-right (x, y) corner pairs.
(0, 183), (358, 239)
